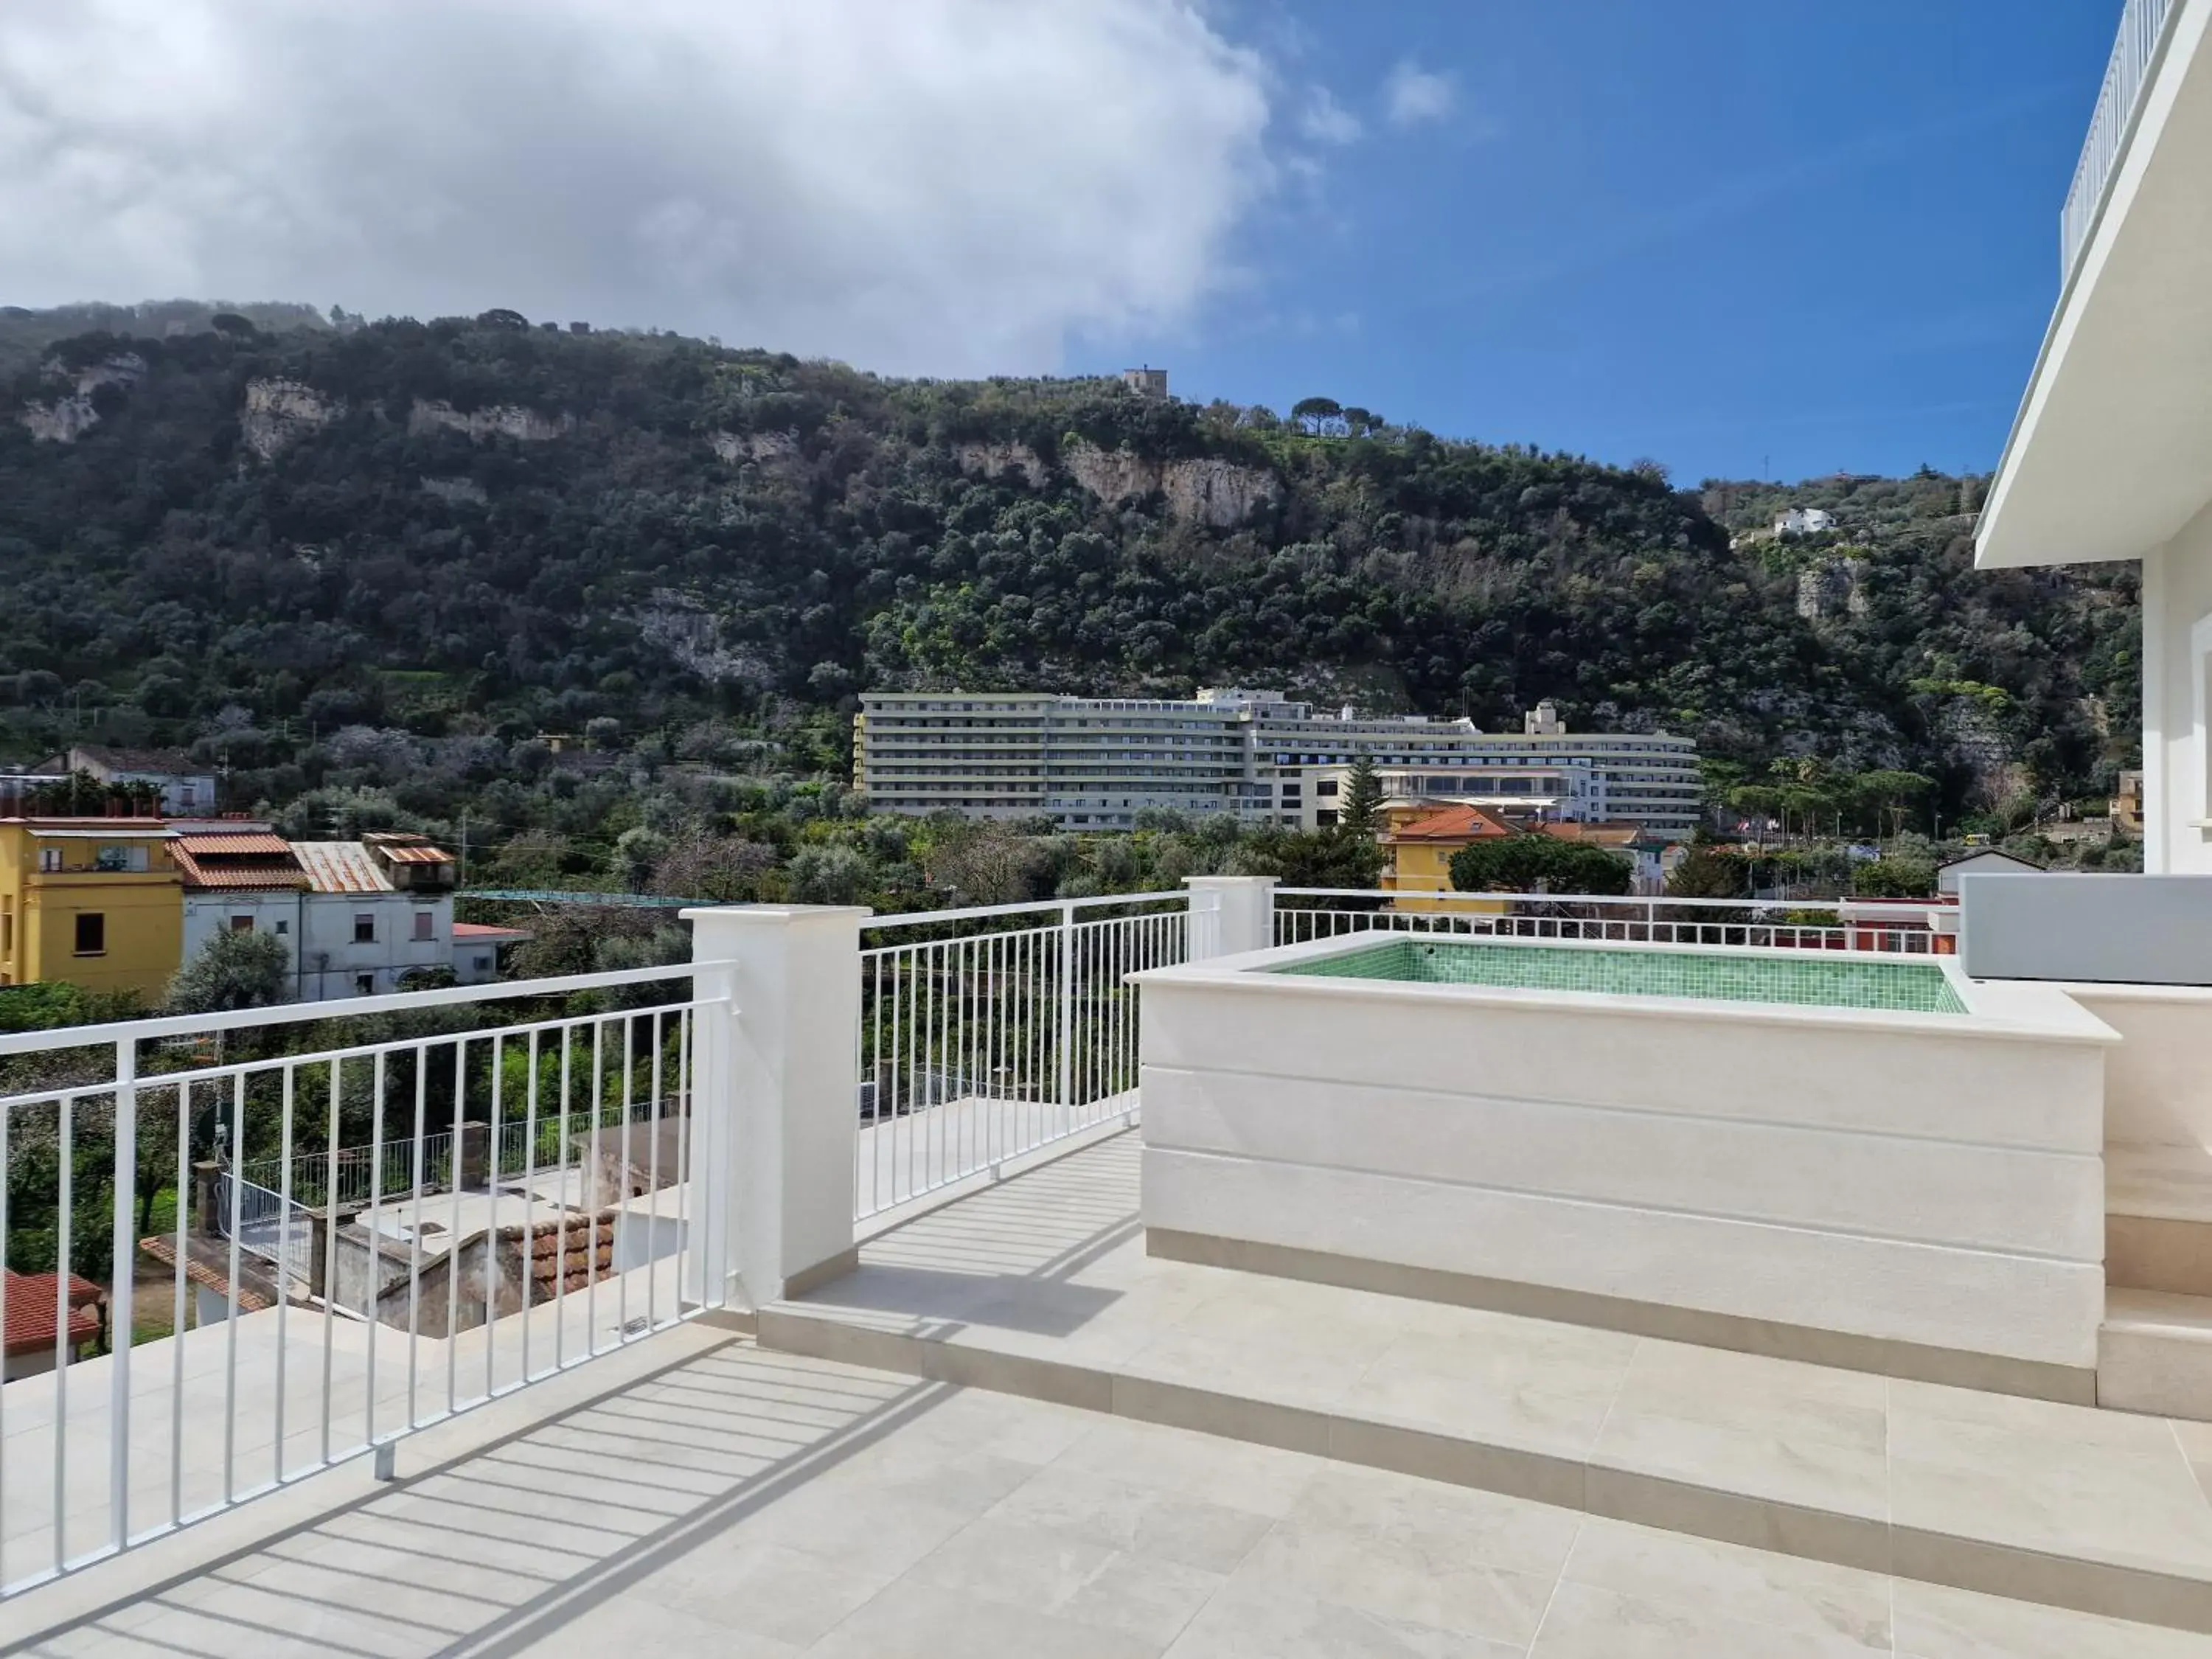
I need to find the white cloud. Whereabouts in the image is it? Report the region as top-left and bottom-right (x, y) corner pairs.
(0, 0), (1274, 376)
(1298, 87), (1362, 147)
(1384, 58), (1457, 128)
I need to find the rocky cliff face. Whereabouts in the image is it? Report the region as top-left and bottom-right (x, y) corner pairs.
(241, 378), (344, 459)
(1795, 557), (1869, 624)
(408, 400), (573, 443)
(420, 476), (489, 505)
(1062, 442), (1274, 528)
(709, 429), (801, 465)
(950, 439), (1044, 484)
(950, 438), (1274, 527)
(635, 590), (777, 686)
(18, 352), (147, 443)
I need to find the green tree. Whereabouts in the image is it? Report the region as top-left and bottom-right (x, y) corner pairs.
(1448, 835), (1632, 897)
(1338, 754), (1384, 841)
(788, 844), (870, 905)
(1664, 846), (1748, 899)
(1234, 827), (1382, 889)
(167, 929), (293, 1015)
(1290, 395), (1346, 437)
(1851, 857), (1936, 899)
(1852, 770), (1935, 839)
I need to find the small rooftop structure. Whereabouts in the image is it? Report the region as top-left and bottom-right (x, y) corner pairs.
(291, 833), (457, 893)
(1937, 846), (2045, 895)
(2, 1270), (102, 1376)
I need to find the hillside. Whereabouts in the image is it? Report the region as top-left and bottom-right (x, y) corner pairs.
(0, 308), (2139, 835)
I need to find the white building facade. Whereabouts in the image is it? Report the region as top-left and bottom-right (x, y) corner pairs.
(1774, 507), (1837, 536)
(291, 839), (457, 999)
(1975, 0), (2212, 874)
(855, 689), (1703, 838)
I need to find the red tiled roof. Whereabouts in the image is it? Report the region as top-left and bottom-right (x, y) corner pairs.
(452, 922), (532, 942)
(1540, 821), (1644, 847)
(175, 831), (293, 858)
(2, 1270), (102, 1357)
(1385, 804), (1517, 844)
(173, 833), (307, 891)
(174, 856), (308, 890)
(138, 1237), (277, 1313)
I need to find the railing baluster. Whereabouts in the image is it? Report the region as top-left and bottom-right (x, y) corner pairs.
(223, 1074), (244, 1506)
(522, 1030), (538, 1382)
(52, 1091), (72, 1572)
(109, 1040), (136, 1554)
(321, 1056), (341, 1466)
(273, 1060), (295, 1486)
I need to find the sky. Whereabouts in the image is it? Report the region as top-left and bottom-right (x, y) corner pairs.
(0, 1), (2124, 481)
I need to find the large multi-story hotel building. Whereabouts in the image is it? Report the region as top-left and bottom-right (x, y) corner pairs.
(853, 689), (1703, 837)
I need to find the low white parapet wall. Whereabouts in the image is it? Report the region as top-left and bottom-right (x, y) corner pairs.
(2059, 981), (2212, 1148)
(1133, 932), (2117, 1397)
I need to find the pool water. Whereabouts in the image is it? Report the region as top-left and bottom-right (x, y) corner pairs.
(1272, 937), (1967, 1015)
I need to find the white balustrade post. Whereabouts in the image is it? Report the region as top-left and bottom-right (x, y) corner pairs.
(1183, 876), (1279, 960)
(683, 905), (868, 1310)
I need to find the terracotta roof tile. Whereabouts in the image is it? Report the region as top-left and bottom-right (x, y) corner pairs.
(137, 1237), (278, 1314)
(175, 831), (294, 858)
(1384, 804), (1516, 844)
(2, 1270), (103, 1357)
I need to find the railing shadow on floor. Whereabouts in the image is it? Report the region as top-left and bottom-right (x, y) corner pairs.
(9, 1338), (967, 1659)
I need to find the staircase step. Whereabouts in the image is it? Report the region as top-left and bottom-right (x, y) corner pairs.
(2106, 1147), (2212, 1297)
(2100, 1287), (2212, 1419)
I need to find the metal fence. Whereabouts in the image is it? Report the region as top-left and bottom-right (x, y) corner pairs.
(854, 894), (1188, 1221)
(2061, 0), (2179, 280)
(0, 962), (718, 1601)
(233, 1095), (677, 1214)
(1273, 890), (1941, 956)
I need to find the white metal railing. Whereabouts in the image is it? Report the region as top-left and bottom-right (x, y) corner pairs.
(1273, 889), (1941, 956)
(209, 1169), (315, 1287)
(854, 894), (1188, 1220)
(235, 1096), (672, 1211)
(2061, 0), (2180, 280)
(0, 962), (721, 1601)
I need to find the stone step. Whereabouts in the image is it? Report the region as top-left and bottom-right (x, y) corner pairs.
(757, 1137), (2212, 1638)
(2102, 1287), (2212, 1421)
(2107, 1145), (2212, 1297)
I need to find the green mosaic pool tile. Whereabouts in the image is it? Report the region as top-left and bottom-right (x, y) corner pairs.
(1273, 937), (1966, 1015)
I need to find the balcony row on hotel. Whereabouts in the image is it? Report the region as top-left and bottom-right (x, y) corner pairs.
(853, 687), (1703, 835)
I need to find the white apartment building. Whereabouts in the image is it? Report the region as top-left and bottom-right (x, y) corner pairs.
(855, 689), (1703, 837)
(290, 837), (459, 999)
(1298, 759), (1599, 830)
(175, 825), (307, 983)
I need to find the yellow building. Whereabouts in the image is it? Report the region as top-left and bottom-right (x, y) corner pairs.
(0, 818), (184, 1002)
(1379, 804), (1512, 917)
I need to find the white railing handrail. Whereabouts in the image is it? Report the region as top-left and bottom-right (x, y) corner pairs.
(0, 960), (707, 1059)
(2060, 0), (2180, 280)
(863, 891), (1189, 933)
(1273, 887), (1924, 915)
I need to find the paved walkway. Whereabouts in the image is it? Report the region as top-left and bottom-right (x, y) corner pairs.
(10, 1333), (2203, 1658)
(765, 1133), (2212, 1638)
(11, 1133), (2212, 1656)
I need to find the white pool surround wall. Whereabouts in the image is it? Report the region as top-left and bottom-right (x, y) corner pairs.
(1133, 933), (2118, 1401)
(2062, 981), (2212, 1147)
